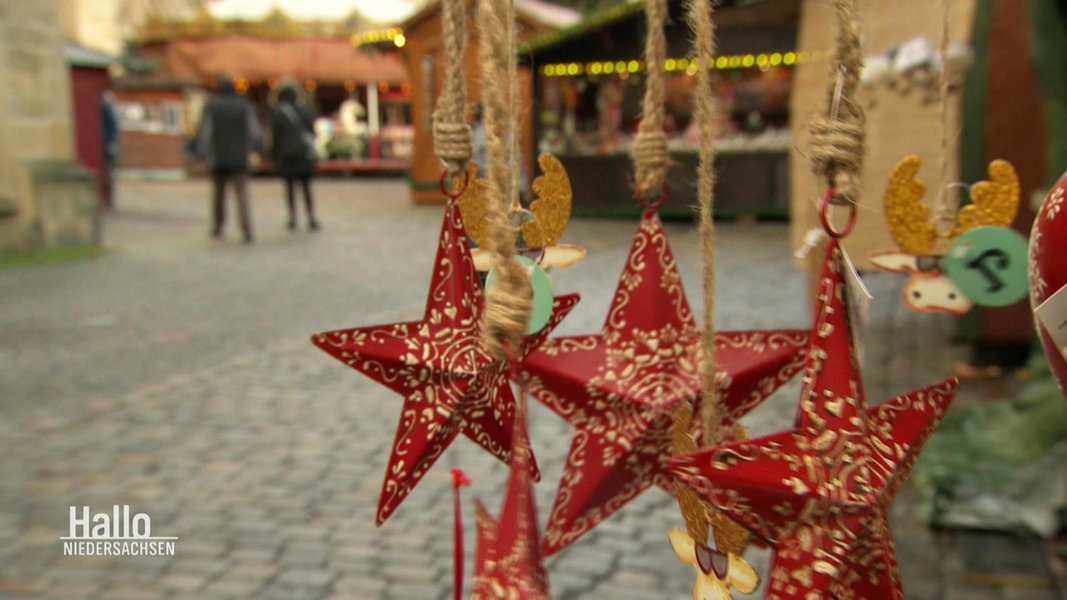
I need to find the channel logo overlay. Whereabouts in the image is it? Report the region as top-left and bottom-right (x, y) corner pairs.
(61, 506), (177, 557)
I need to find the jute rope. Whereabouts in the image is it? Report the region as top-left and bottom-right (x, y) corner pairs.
(686, 0), (722, 448)
(632, 0), (670, 199)
(431, 0), (472, 178)
(933, 0), (957, 252)
(808, 0), (865, 206)
(478, 0), (531, 359)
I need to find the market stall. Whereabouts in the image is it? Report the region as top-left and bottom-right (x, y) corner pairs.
(523, 0), (800, 217)
(118, 7), (414, 176)
(394, 0), (580, 203)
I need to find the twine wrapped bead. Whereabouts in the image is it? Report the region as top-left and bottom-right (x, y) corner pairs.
(809, 116), (865, 206)
(432, 121), (473, 178)
(632, 129), (670, 197)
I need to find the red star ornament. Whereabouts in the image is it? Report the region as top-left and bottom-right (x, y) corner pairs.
(669, 239), (959, 600)
(471, 395), (548, 599)
(312, 201), (580, 525)
(521, 209), (810, 555)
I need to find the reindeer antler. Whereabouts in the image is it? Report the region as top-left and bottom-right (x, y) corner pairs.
(955, 159), (1019, 236)
(521, 153), (573, 249)
(453, 161), (493, 249)
(883, 155), (936, 256)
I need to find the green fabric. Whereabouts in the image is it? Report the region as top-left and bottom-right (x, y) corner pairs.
(914, 354), (1067, 536)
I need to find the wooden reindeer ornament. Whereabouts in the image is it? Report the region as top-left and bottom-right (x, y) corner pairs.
(870, 155), (1021, 314)
(454, 153), (586, 274)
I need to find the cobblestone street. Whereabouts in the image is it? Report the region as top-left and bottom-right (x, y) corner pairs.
(0, 176), (1059, 599)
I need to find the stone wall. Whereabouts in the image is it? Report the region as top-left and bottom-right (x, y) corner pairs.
(61, 0), (123, 56)
(0, 0), (98, 253)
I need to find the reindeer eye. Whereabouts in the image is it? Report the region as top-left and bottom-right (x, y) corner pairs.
(911, 290), (922, 299)
(948, 293), (957, 300)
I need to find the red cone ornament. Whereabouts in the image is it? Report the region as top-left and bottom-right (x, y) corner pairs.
(471, 394), (548, 600)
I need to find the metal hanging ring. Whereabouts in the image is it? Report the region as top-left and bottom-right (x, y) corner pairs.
(440, 168), (470, 200)
(819, 187), (856, 239)
(637, 182), (669, 210)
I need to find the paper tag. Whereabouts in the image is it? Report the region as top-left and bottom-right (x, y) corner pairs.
(1035, 284), (1067, 362)
(794, 227), (827, 260)
(841, 248), (873, 357)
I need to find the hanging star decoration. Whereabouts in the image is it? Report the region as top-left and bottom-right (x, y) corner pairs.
(311, 200), (579, 525)
(670, 239), (959, 599)
(471, 394), (549, 599)
(521, 208), (810, 555)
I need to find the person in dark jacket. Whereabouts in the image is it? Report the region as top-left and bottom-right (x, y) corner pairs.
(195, 78), (261, 243)
(271, 85), (319, 231)
(101, 90), (119, 210)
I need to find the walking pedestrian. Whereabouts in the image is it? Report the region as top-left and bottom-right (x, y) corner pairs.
(101, 90), (119, 210)
(195, 77), (261, 243)
(271, 85), (319, 231)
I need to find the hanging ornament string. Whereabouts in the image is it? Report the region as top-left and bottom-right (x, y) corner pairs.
(506, 0), (523, 210)
(933, 0), (957, 254)
(478, 0), (532, 360)
(809, 0), (865, 209)
(431, 0), (472, 180)
(686, 0), (723, 450)
(632, 0), (670, 202)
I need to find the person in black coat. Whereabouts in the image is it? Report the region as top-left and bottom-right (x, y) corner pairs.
(271, 85), (319, 231)
(195, 78), (262, 243)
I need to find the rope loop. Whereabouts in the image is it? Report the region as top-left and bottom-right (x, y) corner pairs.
(818, 187), (857, 239)
(636, 182), (669, 210)
(439, 168), (470, 200)
(633, 129), (670, 197)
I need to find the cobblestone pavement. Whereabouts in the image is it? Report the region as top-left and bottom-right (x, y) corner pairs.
(0, 177), (1060, 599)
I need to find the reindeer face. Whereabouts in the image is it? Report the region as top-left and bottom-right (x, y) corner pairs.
(870, 251), (972, 315)
(669, 529), (758, 600)
(901, 269), (971, 315)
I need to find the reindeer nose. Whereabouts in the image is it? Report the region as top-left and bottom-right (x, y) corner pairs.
(694, 542), (729, 579)
(916, 255), (942, 272)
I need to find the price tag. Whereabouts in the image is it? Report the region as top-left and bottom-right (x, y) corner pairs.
(841, 248), (873, 357)
(942, 226), (1029, 307)
(1035, 284), (1067, 363)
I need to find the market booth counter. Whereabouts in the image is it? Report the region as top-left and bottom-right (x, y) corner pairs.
(553, 142), (791, 219)
(524, 0), (799, 218)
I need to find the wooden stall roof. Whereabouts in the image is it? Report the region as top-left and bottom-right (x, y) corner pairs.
(136, 36), (408, 85)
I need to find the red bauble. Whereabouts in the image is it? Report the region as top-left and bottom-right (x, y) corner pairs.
(522, 209), (810, 555)
(1029, 170), (1067, 397)
(670, 240), (959, 599)
(312, 201), (579, 525)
